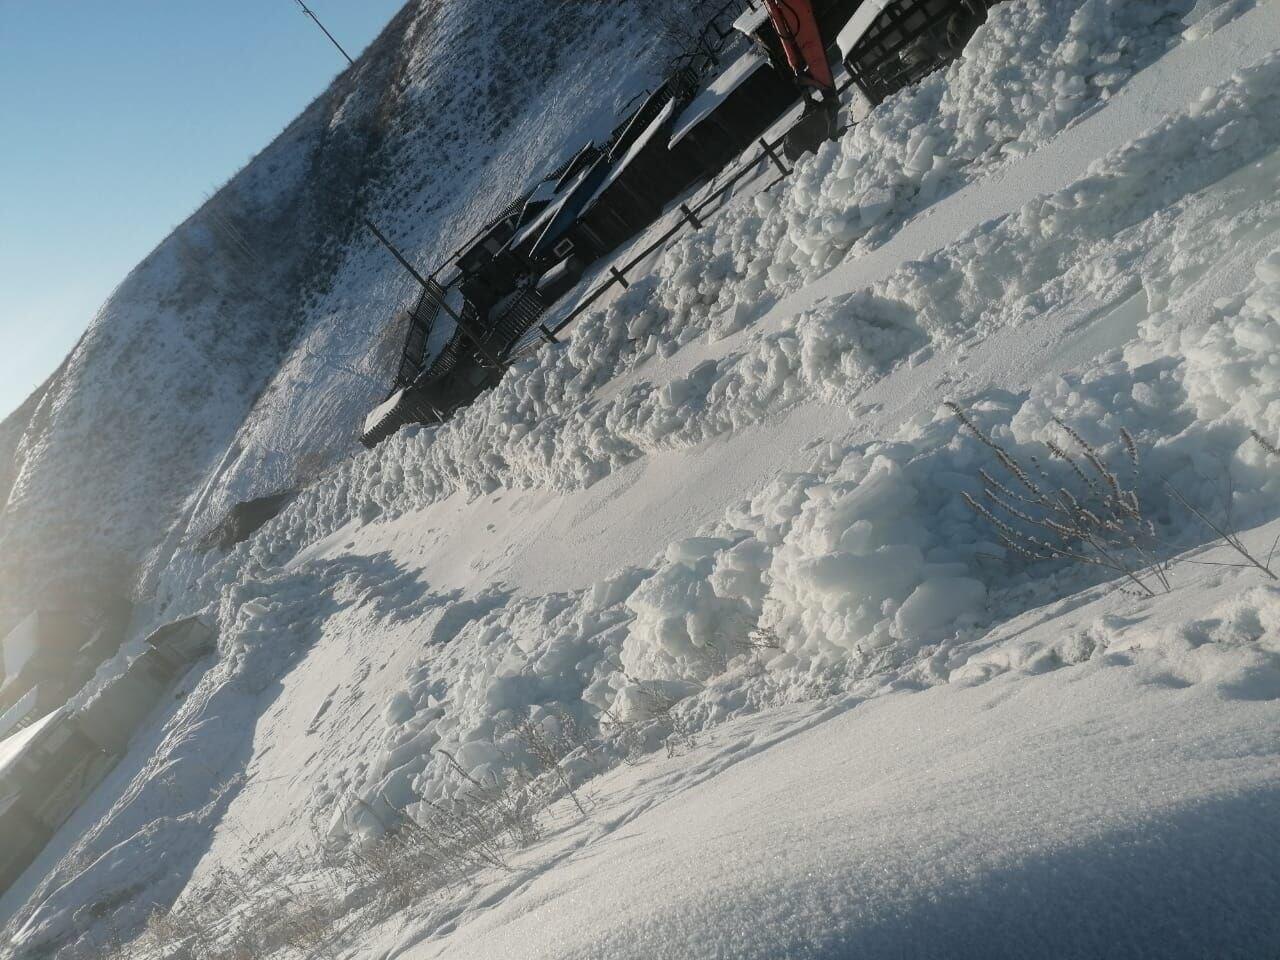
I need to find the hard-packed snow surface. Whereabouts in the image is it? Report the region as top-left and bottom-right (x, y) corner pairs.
(3, 0), (1280, 957)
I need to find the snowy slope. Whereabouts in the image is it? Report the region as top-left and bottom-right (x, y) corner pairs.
(381, 573), (1280, 959)
(0, 0), (682, 624)
(169, 1), (693, 548)
(4, 0), (1280, 957)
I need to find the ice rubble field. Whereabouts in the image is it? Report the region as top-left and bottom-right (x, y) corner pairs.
(7, 0), (1280, 956)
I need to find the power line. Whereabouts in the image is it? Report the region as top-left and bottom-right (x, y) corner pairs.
(292, 0), (354, 66)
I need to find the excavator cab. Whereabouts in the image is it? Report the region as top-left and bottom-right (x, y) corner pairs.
(759, 0), (995, 156)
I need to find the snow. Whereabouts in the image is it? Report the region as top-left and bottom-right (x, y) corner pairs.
(731, 5), (770, 37)
(530, 160), (613, 261)
(668, 49), (770, 149)
(422, 284), (465, 368)
(0, 0), (682, 609)
(536, 258), (577, 294)
(362, 388), (407, 436)
(510, 182), (575, 253)
(4, 0), (1280, 956)
(379, 588), (1280, 958)
(525, 177), (561, 208)
(0, 708), (61, 782)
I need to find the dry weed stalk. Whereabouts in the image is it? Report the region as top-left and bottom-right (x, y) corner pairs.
(741, 626), (784, 652)
(947, 403), (1171, 597)
(1165, 478), (1279, 581)
(96, 739), (577, 960)
(598, 676), (699, 763)
(506, 711), (593, 816)
(1251, 429), (1280, 457)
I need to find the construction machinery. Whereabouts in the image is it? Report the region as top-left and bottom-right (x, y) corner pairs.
(759, 0), (844, 155)
(754, 0), (992, 153)
(838, 0), (991, 104)
(360, 0), (1000, 448)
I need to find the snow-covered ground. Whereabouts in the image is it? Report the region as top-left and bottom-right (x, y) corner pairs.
(4, 0), (1280, 956)
(379, 567), (1280, 959)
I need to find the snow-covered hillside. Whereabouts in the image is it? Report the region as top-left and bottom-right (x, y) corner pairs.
(4, 0), (1280, 956)
(0, 0), (682, 627)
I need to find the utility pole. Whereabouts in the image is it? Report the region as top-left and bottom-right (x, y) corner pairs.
(292, 0), (355, 66)
(363, 219), (503, 370)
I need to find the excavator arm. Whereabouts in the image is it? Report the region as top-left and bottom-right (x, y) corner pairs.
(762, 0), (837, 97)
(759, 0), (841, 154)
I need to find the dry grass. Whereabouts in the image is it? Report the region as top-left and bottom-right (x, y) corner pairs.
(1166, 464), (1279, 581)
(599, 677), (701, 763)
(94, 716), (597, 960)
(948, 402), (1172, 596)
(953, 404), (1280, 592)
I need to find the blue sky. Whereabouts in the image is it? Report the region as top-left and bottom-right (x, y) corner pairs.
(0, 0), (404, 419)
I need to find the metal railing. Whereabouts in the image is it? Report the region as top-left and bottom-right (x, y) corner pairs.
(393, 278), (448, 388)
(505, 126), (797, 362)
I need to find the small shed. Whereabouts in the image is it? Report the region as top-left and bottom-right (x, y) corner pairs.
(0, 791), (50, 894)
(535, 254), (588, 302)
(144, 617), (217, 675)
(74, 650), (173, 755)
(1, 611), (86, 686)
(606, 86), (676, 161)
(525, 157), (615, 265)
(572, 97), (705, 258)
(0, 616), (219, 894)
(0, 687), (41, 741)
(554, 143), (603, 190)
(668, 49), (801, 172)
(0, 611), (93, 724)
(0, 707), (63, 784)
(839, 0), (992, 104)
(507, 178), (576, 264)
(0, 707), (113, 895)
(515, 178), (561, 235)
(0, 710), (65, 891)
(456, 213), (527, 316)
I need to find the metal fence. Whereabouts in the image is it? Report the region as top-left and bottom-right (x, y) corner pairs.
(505, 125), (798, 362)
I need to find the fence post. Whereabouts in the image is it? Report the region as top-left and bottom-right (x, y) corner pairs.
(759, 137), (790, 177)
(680, 203), (704, 230)
(538, 324), (558, 344)
(610, 266), (630, 289)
